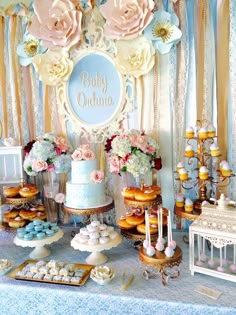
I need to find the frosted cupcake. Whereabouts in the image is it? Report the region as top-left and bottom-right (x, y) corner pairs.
(176, 161), (184, 172)
(185, 126), (194, 139)
(175, 193), (184, 208)
(179, 168), (188, 181)
(185, 145), (194, 158)
(219, 160), (228, 172)
(210, 143), (220, 157)
(221, 162), (232, 177)
(198, 127), (208, 139)
(185, 198), (193, 213)
(199, 166), (209, 180)
(207, 124), (216, 138)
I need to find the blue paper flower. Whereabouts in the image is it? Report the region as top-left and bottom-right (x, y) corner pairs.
(16, 32), (47, 66)
(143, 10), (182, 54)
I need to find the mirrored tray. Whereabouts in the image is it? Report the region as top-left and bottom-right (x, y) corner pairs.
(8, 259), (94, 286)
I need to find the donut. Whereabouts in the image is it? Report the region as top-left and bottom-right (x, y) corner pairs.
(149, 215), (158, 225)
(3, 210), (19, 220)
(19, 209), (37, 220)
(137, 223), (158, 235)
(3, 185), (20, 197)
(30, 212), (47, 221)
(118, 218), (136, 230)
(126, 214), (145, 226)
(8, 216), (27, 228)
(134, 189), (157, 201)
(144, 185), (161, 195)
(36, 205), (46, 212)
(19, 184), (39, 198)
(121, 187), (140, 199)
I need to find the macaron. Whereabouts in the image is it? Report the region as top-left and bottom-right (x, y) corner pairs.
(33, 220), (43, 226)
(34, 225), (43, 232)
(45, 229), (55, 237)
(51, 226), (59, 232)
(36, 232), (46, 240)
(24, 233), (34, 241)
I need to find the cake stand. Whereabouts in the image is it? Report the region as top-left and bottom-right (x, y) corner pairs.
(71, 234), (122, 265)
(139, 245), (182, 286)
(14, 229), (64, 259)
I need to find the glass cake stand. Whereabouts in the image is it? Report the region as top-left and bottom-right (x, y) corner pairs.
(14, 229), (64, 259)
(71, 234), (122, 265)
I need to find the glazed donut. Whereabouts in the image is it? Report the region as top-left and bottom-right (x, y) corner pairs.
(3, 210), (19, 220)
(8, 216), (26, 228)
(149, 215), (158, 225)
(121, 187), (140, 200)
(144, 185), (161, 195)
(19, 209), (37, 220)
(19, 184), (39, 198)
(126, 214), (145, 226)
(137, 223), (158, 235)
(36, 205), (46, 212)
(30, 212), (47, 221)
(3, 186), (20, 197)
(118, 218), (136, 230)
(134, 189), (157, 201)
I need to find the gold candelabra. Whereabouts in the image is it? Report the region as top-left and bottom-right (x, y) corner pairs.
(175, 120), (234, 214)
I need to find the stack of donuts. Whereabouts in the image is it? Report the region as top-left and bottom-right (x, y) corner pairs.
(121, 185), (161, 202)
(3, 183), (39, 199)
(3, 204), (47, 228)
(118, 207), (168, 235)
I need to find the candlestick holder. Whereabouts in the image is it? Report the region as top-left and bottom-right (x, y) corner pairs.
(175, 120), (235, 215)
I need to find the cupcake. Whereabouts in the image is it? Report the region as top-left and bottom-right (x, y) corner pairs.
(221, 162), (232, 177)
(207, 124), (216, 138)
(176, 161), (184, 172)
(179, 168), (188, 181)
(198, 127), (208, 139)
(199, 166), (209, 180)
(175, 193), (184, 208)
(185, 198), (193, 213)
(219, 160), (228, 172)
(185, 144), (194, 158)
(210, 143), (220, 157)
(185, 126), (195, 139)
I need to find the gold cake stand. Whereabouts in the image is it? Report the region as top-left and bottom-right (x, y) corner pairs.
(5, 195), (37, 205)
(139, 245), (182, 286)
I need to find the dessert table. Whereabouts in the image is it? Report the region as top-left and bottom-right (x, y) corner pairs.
(0, 226), (236, 315)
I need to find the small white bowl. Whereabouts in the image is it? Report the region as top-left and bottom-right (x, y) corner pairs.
(90, 265), (115, 285)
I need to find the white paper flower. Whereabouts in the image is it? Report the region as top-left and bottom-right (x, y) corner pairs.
(115, 36), (155, 78)
(32, 50), (73, 85)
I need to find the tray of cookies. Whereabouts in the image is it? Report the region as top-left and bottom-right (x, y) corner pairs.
(7, 259), (94, 286)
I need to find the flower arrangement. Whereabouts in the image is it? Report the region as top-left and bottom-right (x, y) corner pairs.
(23, 133), (71, 176)
(105, 129), (161, 177)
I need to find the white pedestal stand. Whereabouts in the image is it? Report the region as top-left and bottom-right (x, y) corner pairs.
(14, 229), (64, 259)
(71, 234), (122, 265)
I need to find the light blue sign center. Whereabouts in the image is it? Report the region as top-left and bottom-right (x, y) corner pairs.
(68, 53), (122, 125)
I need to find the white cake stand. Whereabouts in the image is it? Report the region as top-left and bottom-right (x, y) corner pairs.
(14, 229), (64, 259)
(71, 234), (122, 265)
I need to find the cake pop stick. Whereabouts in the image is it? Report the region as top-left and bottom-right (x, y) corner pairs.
(196, 235), (203, 266)
(208, 243), (215, 268)
(143, 210), (149, 249)
(169, 210), (176, 250)
(230, 244), (236, 273)
(146, 210), (155, 256)
(222, 246), (228, 267)
(217, 248), (225, 272)
(200, 238), (207, 262)
(155, 208), (164, 251)
(158, 208), (165, 245)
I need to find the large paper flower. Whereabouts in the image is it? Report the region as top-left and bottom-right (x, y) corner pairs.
(16, 33), (47, 66)
(99, 0), (154, 40)
(28, 0), (82, 50)
(115, 36), (155, 78)
(144, 10), (182, 54)
(32, 50), (73, 86)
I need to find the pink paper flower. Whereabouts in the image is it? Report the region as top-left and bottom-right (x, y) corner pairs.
(55, 193), (65, 203)
(108, 156), (125, 174)
(82, 149), (95, 160)
(31, 160), (48, 172)
(71, 149), (83, 161)
(28, 0), (83, 50)
(99, 0), (154, 40)
(91, 170), (105, 183)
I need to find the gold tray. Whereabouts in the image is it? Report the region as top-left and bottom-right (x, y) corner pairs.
(121, 225), (167, 242)
(6, 195), (37, 205)
(124, 195), (162, 208)
(8, 259), (94, 287)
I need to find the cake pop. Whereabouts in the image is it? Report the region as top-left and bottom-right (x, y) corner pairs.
(156, 208), (165, 247)
(217, 248), (226, 272)
(208, 244), (215, 268)
(164, 214), (174, 258)
(229, 244), (236, 274)
(144, 210), (155, 257)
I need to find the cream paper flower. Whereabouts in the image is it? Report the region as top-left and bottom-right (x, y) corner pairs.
(32, 50), (73, 86)
(115, 36), (155, 78)
(99, 0), (154, 40)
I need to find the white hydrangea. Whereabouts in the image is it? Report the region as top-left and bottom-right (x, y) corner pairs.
(111, 136), (131, 158)
(126, 151), (151, 177)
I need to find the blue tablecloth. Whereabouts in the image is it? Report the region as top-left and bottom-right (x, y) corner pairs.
(0, 226), (236, 315)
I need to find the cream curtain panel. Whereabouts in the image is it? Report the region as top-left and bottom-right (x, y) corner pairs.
(0, 0), (236, 212)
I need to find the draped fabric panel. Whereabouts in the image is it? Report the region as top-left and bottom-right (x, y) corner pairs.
(0, 0), (236, 207)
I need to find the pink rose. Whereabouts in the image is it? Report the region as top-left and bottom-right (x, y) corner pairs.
(72, 149), (83, 161)
(28, 0), (83, 50)
(145, 145), (155, 154)
(99, 0), (154, 40)
(82, 149), (95, 160)
(55, 147), (62, 156)
(31, 160), (48, 172)
(47, 164), (56, 172)
(91, 170), (105, 183)
(54, 136), (69, 152)
(108, 156), (125, 174)
(55, 193), (65, 203)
